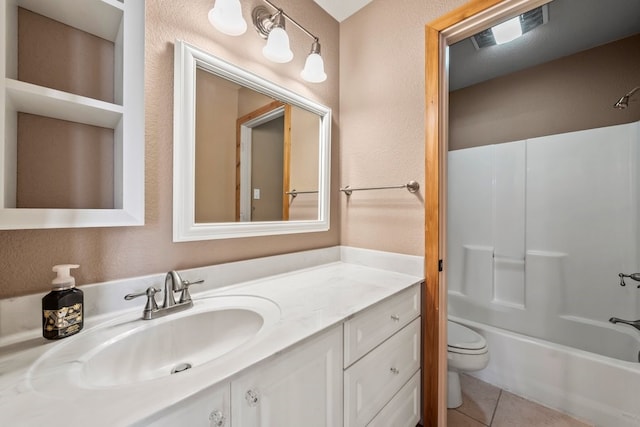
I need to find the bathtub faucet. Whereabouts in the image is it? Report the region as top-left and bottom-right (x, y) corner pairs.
(609, 317), (640, 332)
(618, 272), (640, 288)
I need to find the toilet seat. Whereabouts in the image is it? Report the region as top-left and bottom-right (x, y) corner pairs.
(447, 321), (487, 355)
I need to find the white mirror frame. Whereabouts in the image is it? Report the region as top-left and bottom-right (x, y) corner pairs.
(173, 40), (331, 241)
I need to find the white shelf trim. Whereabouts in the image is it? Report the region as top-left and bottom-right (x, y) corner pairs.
(5, 78), (123, 129)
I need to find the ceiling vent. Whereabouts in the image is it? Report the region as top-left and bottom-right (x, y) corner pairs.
(471, 4), (549, 49)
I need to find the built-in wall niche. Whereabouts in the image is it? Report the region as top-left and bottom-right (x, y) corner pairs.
(0, 0), (144, 229)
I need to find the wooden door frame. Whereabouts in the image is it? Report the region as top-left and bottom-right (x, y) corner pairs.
(423, 0), (549, 424)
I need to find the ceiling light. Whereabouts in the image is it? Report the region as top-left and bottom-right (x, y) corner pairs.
(470, 5), (548, 50)
(492, 17), (522, 45)
(208, 0), (247, 36)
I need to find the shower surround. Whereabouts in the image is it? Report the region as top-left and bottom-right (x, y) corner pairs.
(447, 120), (640, 425)
(448, 120), (640, 356)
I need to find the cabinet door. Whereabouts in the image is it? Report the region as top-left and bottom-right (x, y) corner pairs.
(136, 382), (230, 427)
(367, 370), (421, 427)
(232, 326), (343, 427)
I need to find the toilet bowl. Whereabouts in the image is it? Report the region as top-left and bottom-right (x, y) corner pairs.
(447, 320), (489, 408)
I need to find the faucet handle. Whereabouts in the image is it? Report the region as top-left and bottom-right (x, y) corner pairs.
(125, 287), (160, 313)
(618, 273), (640, 288)
(179, 279), (204, 304)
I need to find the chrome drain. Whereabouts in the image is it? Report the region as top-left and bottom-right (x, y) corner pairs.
(171, 362), (192, 374)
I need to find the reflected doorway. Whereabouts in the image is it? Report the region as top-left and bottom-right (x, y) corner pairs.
(236, 101), (291, 222)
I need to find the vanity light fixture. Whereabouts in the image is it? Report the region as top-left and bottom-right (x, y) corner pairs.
(208, 0), (326, 83)
(252, 0), (326, 82)
(208, 0), (247, 36)
(259, 9), (294, 63)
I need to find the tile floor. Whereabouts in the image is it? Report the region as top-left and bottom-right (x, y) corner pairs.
(447, 374), (593, 427)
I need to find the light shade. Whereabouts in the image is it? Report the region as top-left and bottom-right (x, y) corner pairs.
(492, 16), (522, 45)
(301, 53), (326, 83)
(208, 0), (247, 36)
(262, 27), (293, 63)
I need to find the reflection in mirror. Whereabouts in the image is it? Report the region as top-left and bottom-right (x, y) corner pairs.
(194, 69), (319, 223)
(173, 40), (331, 241)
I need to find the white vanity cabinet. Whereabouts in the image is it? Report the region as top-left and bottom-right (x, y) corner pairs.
(231, 325), (343, 427)
(138, 382), (230, 427)
(139, 284), (421, 427)
(343, 284), (421, 427)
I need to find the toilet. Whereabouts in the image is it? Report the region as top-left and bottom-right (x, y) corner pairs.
(447, 320), (489, 408)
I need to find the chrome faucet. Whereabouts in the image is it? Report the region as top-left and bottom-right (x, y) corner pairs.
(609, 317), (640, 332)
(125, 271), (203, 320)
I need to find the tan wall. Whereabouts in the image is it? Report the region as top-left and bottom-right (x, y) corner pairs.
(339, 0), (467, 256)
(449, 34), (640, 150)
(194, 68), (239, 223)
(237, 87), (275, 117)
(0, 0), (339, 298)
(289, 107), (319, 220)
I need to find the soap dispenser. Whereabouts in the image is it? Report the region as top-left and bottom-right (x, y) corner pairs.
(42, 264), (84, 340)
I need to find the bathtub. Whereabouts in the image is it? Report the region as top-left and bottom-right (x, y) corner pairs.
(450, 315), (640, 427)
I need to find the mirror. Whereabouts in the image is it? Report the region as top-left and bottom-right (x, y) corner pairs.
(173, 40), (331, 241)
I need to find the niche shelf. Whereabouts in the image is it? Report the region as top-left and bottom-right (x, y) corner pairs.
(0, 0), (144, 229)
(6, 79), (124, 128)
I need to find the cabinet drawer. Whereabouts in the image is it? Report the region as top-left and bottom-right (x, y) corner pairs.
(344, 317), (421, 427)
(367, 370), (421, 427)
(344, 283), (420, 367)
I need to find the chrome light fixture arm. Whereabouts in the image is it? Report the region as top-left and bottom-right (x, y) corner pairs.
(254, 0), (319, 42)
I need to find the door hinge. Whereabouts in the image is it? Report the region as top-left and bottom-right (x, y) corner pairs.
(438, 259), (443, 272)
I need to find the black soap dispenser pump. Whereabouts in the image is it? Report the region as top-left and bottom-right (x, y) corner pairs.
(42, 264), (84, 340)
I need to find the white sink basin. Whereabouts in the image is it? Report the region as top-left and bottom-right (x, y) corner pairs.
(29, 295), (280, 391)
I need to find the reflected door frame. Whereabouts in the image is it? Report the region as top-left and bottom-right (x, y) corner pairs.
(423, 0), (550, 425)
(236, 101), (292, 221)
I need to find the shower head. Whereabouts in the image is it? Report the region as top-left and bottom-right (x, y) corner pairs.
(614, 86), (639, 109)
(614, 95), (629, 109)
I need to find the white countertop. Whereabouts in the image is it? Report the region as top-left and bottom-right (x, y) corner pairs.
(0, 247), (422, 426)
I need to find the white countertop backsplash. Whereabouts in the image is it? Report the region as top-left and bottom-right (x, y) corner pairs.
(0, 246), (423, 426)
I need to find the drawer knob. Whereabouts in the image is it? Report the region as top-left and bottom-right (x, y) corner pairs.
(245, 389), (260, 407)
(390, 367), (400, 375)
(209, 410), (226, 427)
(390, 314), (400, 321)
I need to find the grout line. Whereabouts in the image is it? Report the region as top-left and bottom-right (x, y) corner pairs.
(489, 389), (503, 426)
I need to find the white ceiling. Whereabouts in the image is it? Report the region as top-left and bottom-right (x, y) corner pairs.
(312, 0), (372, 22)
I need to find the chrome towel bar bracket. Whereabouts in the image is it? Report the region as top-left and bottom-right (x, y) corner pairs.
(286, 189), (319, 198)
